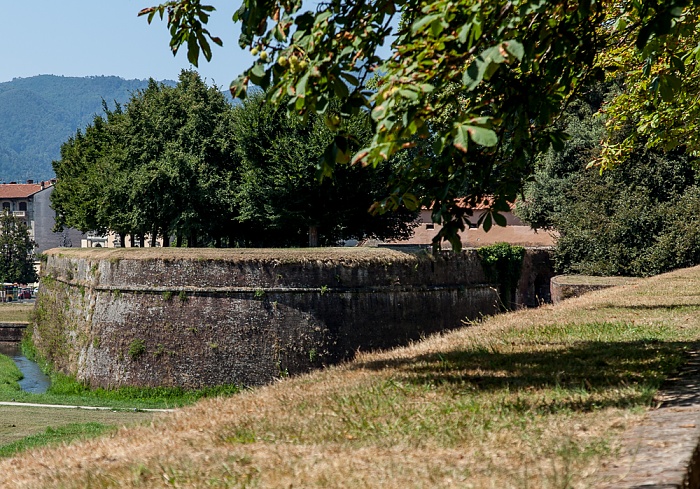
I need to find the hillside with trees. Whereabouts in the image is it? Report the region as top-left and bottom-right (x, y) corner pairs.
(0, 75), (172, 182)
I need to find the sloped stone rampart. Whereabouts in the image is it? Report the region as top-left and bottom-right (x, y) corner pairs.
(31, 248), (550, 388)
(550, 275), (640, 304)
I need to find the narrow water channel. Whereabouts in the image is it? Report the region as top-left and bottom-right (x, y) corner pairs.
(0, 342), (51, 394)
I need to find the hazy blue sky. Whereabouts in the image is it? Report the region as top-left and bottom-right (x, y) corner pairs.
(3, 1), (254, 88)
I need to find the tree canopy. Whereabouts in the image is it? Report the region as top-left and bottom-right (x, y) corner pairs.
(232, 92), (418, 246)
(52, 70), (417, 247)
(517, 82), (700, 277)
(141, 0), (700, 249)
(52, 70), (236, 248)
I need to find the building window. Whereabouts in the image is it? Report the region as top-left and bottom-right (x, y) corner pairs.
(1, 203), (9, 212)
(19, 202), (26, 212)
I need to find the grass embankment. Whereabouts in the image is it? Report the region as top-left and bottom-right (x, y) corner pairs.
(0, 301), (240, 410)
(0, 352), (158, 458)
(0, 300), (239, 457)
(0, 363), (240, 410)
(2, 266), (700, 487)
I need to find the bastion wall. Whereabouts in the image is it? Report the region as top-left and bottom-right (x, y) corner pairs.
(31, 247), (552, 388)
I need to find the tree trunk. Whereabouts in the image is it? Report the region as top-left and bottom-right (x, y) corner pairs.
(129, 234), (136, 247)
(150, 228), (157, 247)
(308, 226), (319, 247)
(139, 234), (145, 248)
(118, 233), (126, 248)
(176, 234), (182, 247)
(162, 234), (170, 248)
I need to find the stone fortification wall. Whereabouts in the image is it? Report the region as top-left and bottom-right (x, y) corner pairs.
(550, 275), (639, 303)
(32, 247), (550, 388)
(0, 323), (27, 342)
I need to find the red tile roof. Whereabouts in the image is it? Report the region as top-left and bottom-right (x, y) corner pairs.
(0, 181), (52, 199)
(424, 197), (516, 212)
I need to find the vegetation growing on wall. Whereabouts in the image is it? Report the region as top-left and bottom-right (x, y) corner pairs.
(128, 339), (146, 360)
(477, 243), (525, 310)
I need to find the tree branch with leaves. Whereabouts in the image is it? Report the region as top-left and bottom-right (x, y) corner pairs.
(141, 0), (700, 249)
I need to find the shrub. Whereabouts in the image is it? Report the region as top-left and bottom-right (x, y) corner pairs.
(477, 243), (525, 310)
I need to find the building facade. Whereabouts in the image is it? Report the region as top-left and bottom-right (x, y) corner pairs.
(0, 180), (86, 254)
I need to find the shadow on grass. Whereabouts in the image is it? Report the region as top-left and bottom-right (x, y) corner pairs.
(354, 340), (697, 411)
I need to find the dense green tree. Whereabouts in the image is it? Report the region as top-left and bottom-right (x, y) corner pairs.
(516, 84), (610, 231)
(0, 212), (37, 284)
(52, 70), (238, 247)
(231, 92), (418, 246)
(517, 84), (700, 277)
(52, 72), (417, 248)
(551, 150), (699, 277)
(116, 72), (238, 247)
(141, 0), (699, 249)
(52, 106), (126, 236)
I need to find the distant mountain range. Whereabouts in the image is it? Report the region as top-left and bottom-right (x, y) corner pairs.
(0, 75), (175, 182)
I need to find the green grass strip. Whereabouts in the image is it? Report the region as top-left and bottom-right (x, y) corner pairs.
(0, 423), (114, 458)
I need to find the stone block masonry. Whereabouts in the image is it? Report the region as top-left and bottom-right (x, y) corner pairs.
(0, 323), (27, 342)
(31, 247), (551, 389)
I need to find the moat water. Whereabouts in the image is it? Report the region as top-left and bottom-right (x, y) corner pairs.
(0, 342), (51, 394)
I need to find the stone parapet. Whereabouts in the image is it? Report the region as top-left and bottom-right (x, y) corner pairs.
(32, 247), (551, 388)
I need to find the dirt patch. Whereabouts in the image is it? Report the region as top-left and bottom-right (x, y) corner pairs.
(552, 275), (639, 286)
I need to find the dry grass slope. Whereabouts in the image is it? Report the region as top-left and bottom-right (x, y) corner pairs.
(4, 265), (700, 488)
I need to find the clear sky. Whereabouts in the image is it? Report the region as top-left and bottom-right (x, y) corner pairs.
(2, 1), (254, 88)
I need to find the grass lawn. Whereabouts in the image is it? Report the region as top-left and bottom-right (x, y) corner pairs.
(0, 348), (241, 410)
(0, 302), (33, 323)
(0, 411), (155, 458)
(1, 266), (700, 487)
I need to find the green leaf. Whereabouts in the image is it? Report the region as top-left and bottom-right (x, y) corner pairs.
(296, 72), (310, 96)
(430, 18), (445, 37)
(493, 212), (507, 227)
(333, 77), (349, 99)
(249, 63), (267, 86)
(411, 13), (441, 36)
(659, 74), (681, 103)
(467, 125), (498, 147)
(454, 125), (470, 152)
(457, 23), (471, 44)
(482, 213), (492, 232)
(402, 193), (419, 211)
(187, 35), (200, 66)
(339, 72), (359, 86)
(398, 89), (420, 101)
(462, 46), (505, 90)
(503, 40), (524, 61)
